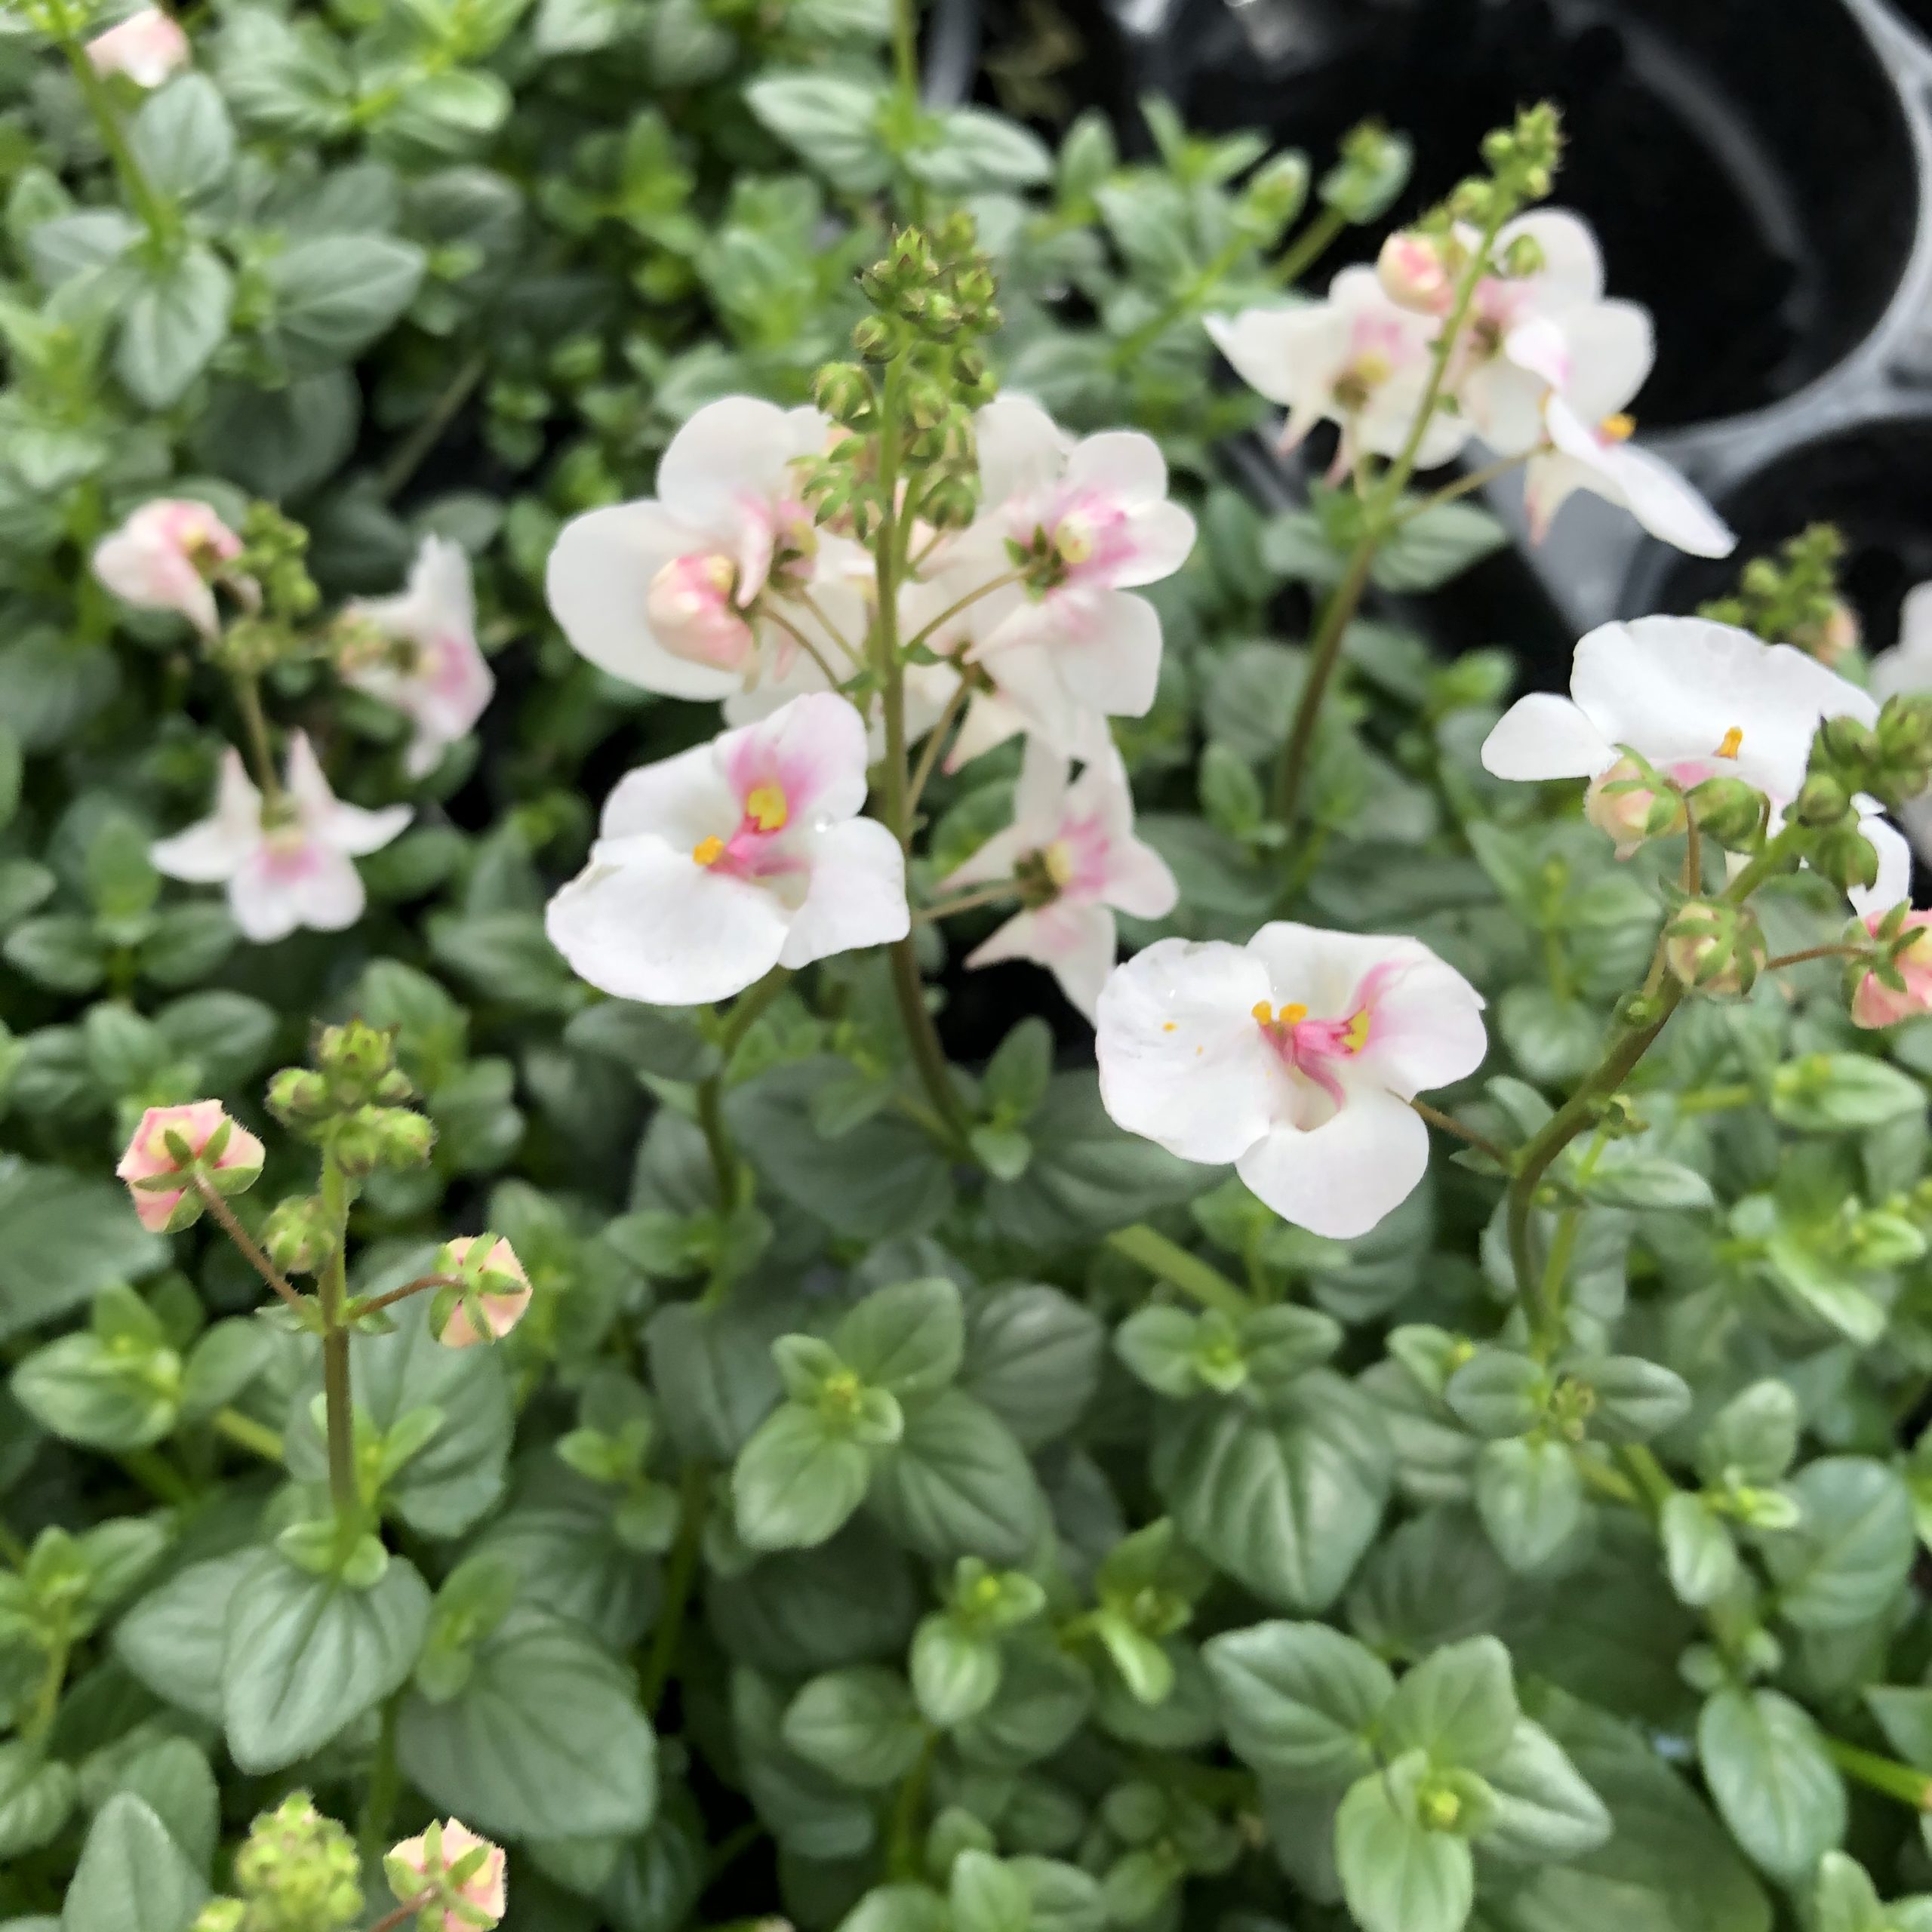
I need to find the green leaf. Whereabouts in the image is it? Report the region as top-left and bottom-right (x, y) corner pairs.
(949, 1849), (1032, 1932)
(1443, 1349), (1544, 1438)
(728, 1057), (952, 1239)
(909, 109), (1053, 192)
(396, 1608), (657, 1841)
(910, 1614), (1001, 1727)
(1477, 1716), (1612, 1863)
(1697, 1686), (1845, 1880)
(983, 1020), (1051, 1124)
(1662, 1494), (1740, 1606)
(866, 1389), (1044, 1566)
(838, 1886), (950, 1932)
(1011, 1858), (1106, 1932)
(835, 1278), (964, 1398)
(987, 1073), (1214, 1244)
(1161, 1371), (1391, 1611)
(195, 369), (358, 497)
(60, 1795), (205, 1932)
(1578, 1150), (1715, 1212)
(1202, 1620), (1392, 1786)
(1815, 1851), (1887, 1932)
(959, 1285), (1103, 1450)
(116, 243), (232, 406)
(1371, 500), (1509, 592)
(1865, 1684), (1932, 1768)
(1474, 1437), (1583, 1572)
(11, 1331), (177, 1451)
(131, 75), (234, 199)
(1759, 1457), (1915, 1632)
(220, 1549), (430, 1772)
(955, 1641), (1092, 1772)
(0, 1158), (162, 1343)
(94, 1738), (218, 1875)
(1381, 1637), (1518, 1773)
(1770, 1054), (1926, 1133)
(783, 1666), (926, 1788)
(647, 1297), (787, 1464)
(1335, 1755), (1474, 1932)
(734, 1401), (872, 1551)
(1583, 1357), (1692, 1443)
(113, 1551), (258, 1725)
(0, 1744), (75, 1860)
(745, 73), (891, 192)
(264, 233), (426, 369)
(564, 1001), (720, 1084)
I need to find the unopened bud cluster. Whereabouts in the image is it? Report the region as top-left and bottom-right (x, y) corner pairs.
(268, 1020), (435, 1177)
(1446, 102), (1562, 229)
(192, 1794), (362, 1932)
(1789, 694), (1932, 891)
(1666, 900), (1765, 999)
(1699, 525), (1857, 665)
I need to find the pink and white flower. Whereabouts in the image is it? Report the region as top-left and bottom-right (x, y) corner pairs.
(1208, 269), (1472, 475)
(116, 1100), (263, 1234)
(433, 1235), (532, 1348)
(545, 691), (908, 1005)
(943, 737), (1177, 1018)
(546, 397), (862, 701)
(152, 735), (411, 944)
(386, 1820), (506, 1932)
(1097, 924), (1487, 1239)
(1851, 912), (1932, 1029)
(342, 537), (493, 777)
(1523, 395), (1734, 558)
(940, 395), (1195, 750)
(93, 497), (245, 638)
(1481, 615), (1909, 914)
(86, 7), (189, 86)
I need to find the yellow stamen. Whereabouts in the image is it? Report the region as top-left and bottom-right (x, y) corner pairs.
(1342, 1008), (1372, 1053)
(1042, 842), (1075, 888)
(1055, 520), (1095, 567)
(692, 835), (726, 867)
(1716, 726), (1743, 760)
(1280, 1001), (1308, 1025)
(1251, 1001), (1275, 1025)
(1598, 412), (1636, 442)
(1162, 1021), (1177, 1032)
(746, 783), (789, 832)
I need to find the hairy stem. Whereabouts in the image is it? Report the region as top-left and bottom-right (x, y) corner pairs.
(192, 1176), (306, 1317)
(1409, 1098), (1507, 1164)
(317, 1152), (360, 1530)
(60, 35), (173, 239)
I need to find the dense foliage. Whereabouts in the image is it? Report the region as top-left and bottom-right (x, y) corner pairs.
(6, 5), (1932, 1932)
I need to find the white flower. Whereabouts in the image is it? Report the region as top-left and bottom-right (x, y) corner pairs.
(545, 691), (908, 1005)
(1523, 395), (1734, 558)
(152, 735), (410, 944)
(1481, 614), (1909, 914)
(943, 395), (1195, 750)
(1097, 923), (1487, 1239)
(93, 497), (245, 638)
(87, 7), (189, 85)
(546, 397), (863, 701)
(1871, 581), (1932, 866)
(1207, 269), (1472, 474)
(943, 737), (1177, 1018)
(342, 537), (493, 777)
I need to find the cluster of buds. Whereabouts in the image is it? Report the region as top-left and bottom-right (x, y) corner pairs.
(385, 1819), (508, 1930)
(429, 1235), (533, 1348)
(192, 1794), (362, 1932)
(212, 504), (321, 676)
(1850, 906), (1932, 1029)
(1699, 525), (1858, 666)
(267, 1020), (435, 1178)
(807, 217), (1000, 538)
(1787, 695), (1932, 891)
(1445, 101), (1562, 230)
(1666, 899), (1766, 998)
(116, 1100), (264, 1234)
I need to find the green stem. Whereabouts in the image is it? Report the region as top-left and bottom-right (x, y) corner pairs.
(1113, 235), (1249, 368)
(1272, 205), (1510, 829)
(379, 352), (486, 502)
(1823, 1737), (1932, 1810)
(1409, 1099), (1507, 1164)
(59, 35), (173, 239)
(317, 1152), (360, 1531)
(888, 1728), (940, 1879)
(916, 881), (1016, 924)
(118, 1447), (193, 1506)
(0, 1517), (26, 1567)
(214, 1406), (285, 1464)
(24, 1639), (69, 1743)
(1106, 1224), (1251, 1318)
(1764, 943), (1868, 971)
(232, 671), (284, 808)
(1674, 1082), (1755, 1116)
(360, 1694), (403, 1857)
(1386, 451), (1530, 525)
(640, 1463), (710, 1718)
(697, 1075), (737, 1217)
(192, 1175), (306, 1317)
(1270, 204), (1348, 288)
(703, 1820), (766, 1887)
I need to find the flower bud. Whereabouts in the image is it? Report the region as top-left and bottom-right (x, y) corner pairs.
(191, 1903), (245, 1932)
(812, 361), (872, 424)
(432, 1235), (533, 1349)
(1376, 232), (1455, 315)
(1665, 901), (1764, 998)
(87, 7), (190, 87)
(116, 1102), (264, 1234)
(1817, 714), (1877, 769)
(229, 1793), (363, 1932)
(1583, 755), (1682, 858)
(266, 1067), (331, 1126)
(1687, 774), (1764, 849)
(852, 315), (893, 362)
(1808, 818), (1880, 892)
(263, 1194), (331, 1275)
(1850, 910), (1932, 1029)
(315, 1019), (401, 1100)
(386, 1820), (507, 1931)
(1793, 771), (1850, 827)
(1795, 596), (1859, 667)
(645, 552), (757, 673)
(920, 475), (979, 531)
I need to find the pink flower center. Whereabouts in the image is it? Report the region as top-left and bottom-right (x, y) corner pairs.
(1022, 810), (1110, 906)
(1011, 486), (1138, 592)
(1662, 724), (1745, 790)
(691, 779), (804, 884)
(1252, 996), (1376, 1107)
(648, 552), (758, 672)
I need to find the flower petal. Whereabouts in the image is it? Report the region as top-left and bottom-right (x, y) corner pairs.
(1235, 1081), (1429, 1239)
(1096, 937), (1279, 1165)
(657, 397), (821, 531)
(971, 902), (1117, 1020)
(779, 817), (909, 968)
(1480, 694), (1617, 782)
(152, 750), (261, 882)
(718, 691), (871, 825)
(976, 393), (1072, 506)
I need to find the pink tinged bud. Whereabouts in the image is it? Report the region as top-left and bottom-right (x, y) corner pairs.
(115, 1100), (265, 1232)
(386, 1820), (506, 1931)
(1801, 597), (1860, 667)
(86, 7), (190, 85)
(646, 552), (758, 673)
(92, 497), (244, 636)
(433, 1235), (532, 1348)
(1583, 755), (1684, 858)
(1376, 232), (1455, 315)
(1851, 912), (1932, 1029)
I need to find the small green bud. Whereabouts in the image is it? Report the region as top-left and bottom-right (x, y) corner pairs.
(229, 1793), (363, 1932)
(813, 361), (872, 423)
(266, 1067), (331, 1127)
(1665, 900), (1764, 998)
(1687, 774), (1765, 848)
(1793, 771), (1850, 826)
(263, 1194), (331, 1275)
